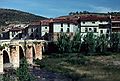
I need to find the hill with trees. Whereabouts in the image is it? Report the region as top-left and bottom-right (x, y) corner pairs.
(0, 8), (47, 26)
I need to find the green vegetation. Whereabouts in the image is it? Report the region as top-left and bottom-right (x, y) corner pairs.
(69, 11), (120, 16)
(35, 53), (120, 81)
(16, 58), (35, 81)
(37, 32), (120, 81)
(0, 8), (47, 26)
(53, 32), (120, 55)
(2, 58), (35, 81)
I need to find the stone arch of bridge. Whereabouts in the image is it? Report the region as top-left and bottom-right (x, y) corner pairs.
(2, 50), (10, 64)
(19, 46), (25, 60)
(32, 45), (35, 59)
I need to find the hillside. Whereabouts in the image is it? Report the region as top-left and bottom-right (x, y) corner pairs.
(0, 8), (47, 26)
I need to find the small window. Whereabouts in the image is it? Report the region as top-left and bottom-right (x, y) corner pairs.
(61, 23), (63, 27)
(94, 28), (97, 32)
(89, 28), (92, 31)
(31, 28), (33, 32)
(12, 32), (15, 37)
(92, 22), (95, 24)
(85, 28), (88, 32)
(67, 23), (70, 27)
(83, 22), (85, 24)
(100, 30), (103, 34)
(100, 20), (103, 23)
(60, 28), (63, 32)
(67, 28), (70, 33)
(36, 28), (39, 32)
(45, 27), (47, 29)
(107, 30), (109, 33)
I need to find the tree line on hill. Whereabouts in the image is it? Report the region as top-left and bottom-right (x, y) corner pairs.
(69, 11), (120, 16)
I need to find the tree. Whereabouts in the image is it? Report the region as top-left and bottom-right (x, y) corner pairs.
(56, 33), (71, 53)
(95, 34), (108, 53)
(16, 58), (35, 81)
(71, 32), (82, 53)
(110, 33), (120, 52)
(82, 33), (97, 54)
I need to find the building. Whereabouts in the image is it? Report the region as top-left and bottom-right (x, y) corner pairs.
(49, 18), (79, 41)
(111, 16), (120, 32)
(78, 15), (111, 36)
(24, 22), (41, 39)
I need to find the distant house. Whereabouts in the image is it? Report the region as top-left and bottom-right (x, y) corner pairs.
(24, 22), (41, 39)
(111, 16), (120, 32)
(78, 15), (111, 36)
(48, 18), (79, 41)
(9, 27), (24, 40)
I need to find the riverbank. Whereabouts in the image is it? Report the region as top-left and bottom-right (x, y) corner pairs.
(35, 53), (120, 81)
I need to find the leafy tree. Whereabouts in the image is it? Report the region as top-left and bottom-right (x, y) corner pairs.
(95, 34), (108, 53)
(71, 32), (82, 53)
(56, 33), (71, 53)
(16, 58), (35, 81)
(110, 33), (120, 52)
(81, 33), (97, 54)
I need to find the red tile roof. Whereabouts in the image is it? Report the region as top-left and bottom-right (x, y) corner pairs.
(41, 19), (53, 26)
(111, 16), (120, 21)
(52, 18), (78, 24)
(30, 22), (41, 26)
(79, 15), (110, 21)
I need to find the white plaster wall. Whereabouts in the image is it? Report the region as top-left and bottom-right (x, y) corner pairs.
(41, 26), (49, 36)
(53, 23), (78, 33)
(81, 21), (109, 26)
(81, 27), (99, 32)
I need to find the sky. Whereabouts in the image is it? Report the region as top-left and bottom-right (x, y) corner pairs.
(0, 0), (120, 18)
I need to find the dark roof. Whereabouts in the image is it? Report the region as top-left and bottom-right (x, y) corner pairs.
(111, 16), (120, 21)
(79, 15), (110, 21)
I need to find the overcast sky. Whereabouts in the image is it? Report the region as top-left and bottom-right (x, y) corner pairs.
(0, 0), (119, 18)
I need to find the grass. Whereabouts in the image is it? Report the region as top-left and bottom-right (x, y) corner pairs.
(35, 53), (120, 81)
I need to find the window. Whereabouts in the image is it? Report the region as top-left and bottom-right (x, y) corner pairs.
(36, 28), (39, 32)
(45, 27), (47, 29)
(92, 22), (95, 24)
(61, 23), (63, 27)
(12, 32), (15, 37)
(94, 28), (97, 32)
(85, 28), (88, 32)
(67, 28), (70, 33)
(89, 28), (92, 31)
(107, 30), (109, 33)
(100, 20), (103, 23)
(83, 22), (85, 24)
(100, 30), (103, 34)
(60, 28), (63, 32)
(67, 23), (70, 27)
(31, 28), (33, 32)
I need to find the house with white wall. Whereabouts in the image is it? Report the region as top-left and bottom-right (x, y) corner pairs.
(78, 15), (111, 37)
(24, 22), (41, 39)
(111, 16), (120, 32)
(49, 18), (79, 41)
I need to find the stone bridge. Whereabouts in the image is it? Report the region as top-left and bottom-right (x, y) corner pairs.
(0, 40), (45, 74)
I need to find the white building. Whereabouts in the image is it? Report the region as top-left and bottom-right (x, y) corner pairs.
(49, 18), (79, 41)
(78, 15), (111, 36)
(41, 20), (50, 36)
